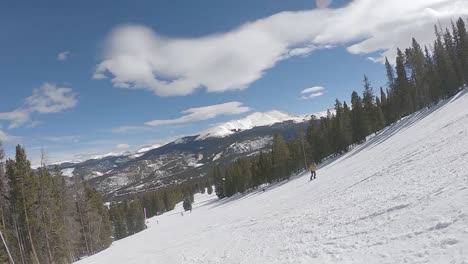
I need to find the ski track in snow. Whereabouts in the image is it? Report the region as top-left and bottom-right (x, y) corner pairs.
(76, 90), (468, 264)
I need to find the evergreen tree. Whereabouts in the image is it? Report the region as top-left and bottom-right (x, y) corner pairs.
(444, 28), (463, 90)
(207, 184), (213, 195)
(385, 57), (396, 96)
(395, 48), (414, 116)
(7, 145), (41, 264)
(362, 75), (377, 132)
(0, 142), (14, 264)
(342, 101), (353, 147)
(287, 138), (303, 173)
(433, 25), (458, 98)
(424, 45), (442, 102)
(182, 197), (192, 212)
(456, 18), (468, 83)
(109, 203), (127, 240)
(213, 166), (225, 199)
(271, 133), (291, 181)
(351, 91), (370, 143)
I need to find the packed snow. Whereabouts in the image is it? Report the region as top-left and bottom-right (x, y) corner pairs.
(76, 90), (468, 264)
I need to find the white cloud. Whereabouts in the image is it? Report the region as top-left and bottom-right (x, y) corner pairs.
(26, 83), (78, 113)
(42, 135), (80, 143)
(111, 126), (149, 133)
(301, 86), (325, 94)
(94, 0), (468, 97)
(0, 130), (20, 142)
(300, 86), (325, 99)
(301, 92), (324, 99)
(145, 101), (251, 127)
(116, 143), (130, 149)
(0, 83), (78, 129)
(57, 51), (70, 61)
(300, 92), (324, 100)
(0, 110), (30, 129)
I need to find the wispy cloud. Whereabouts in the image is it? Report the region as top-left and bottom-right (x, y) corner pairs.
(301, 86), (325, 94)
(0, 110), (30, 129)
(116, 143), (130, 149)
(145, 102), (251, 127)
(57, 51), (71, 61)
(301, 92), (324, 100)
(0, 130), (20, 142)
(26, 83), (78, 113)
(0, 83), (78, 129)
(300, 86), (325, 99)
(111, 125), (151, 134)
(41, 135), (81, 143)
(94, 0), (468, 96)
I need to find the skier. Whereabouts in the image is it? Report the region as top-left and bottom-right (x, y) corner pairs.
(309, 163), (317, 181)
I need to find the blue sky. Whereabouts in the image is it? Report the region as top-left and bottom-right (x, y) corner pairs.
(1, 0), (467, 165)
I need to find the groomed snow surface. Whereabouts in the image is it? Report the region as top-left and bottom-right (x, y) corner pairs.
(77, 90), (468, 264)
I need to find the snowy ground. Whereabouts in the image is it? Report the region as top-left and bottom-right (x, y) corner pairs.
(77, 90), (468, 264)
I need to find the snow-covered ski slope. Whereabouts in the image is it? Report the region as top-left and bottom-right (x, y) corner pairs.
(77, 90), (468, 264)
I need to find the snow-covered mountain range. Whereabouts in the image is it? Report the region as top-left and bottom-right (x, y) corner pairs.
(55, 110), (327, 198)
(197, 110), (330, 140)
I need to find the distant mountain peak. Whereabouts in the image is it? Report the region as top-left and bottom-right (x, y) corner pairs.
(196, 110), (323, 140)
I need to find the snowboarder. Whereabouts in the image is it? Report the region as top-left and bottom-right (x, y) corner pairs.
(309, 163), (317, 181)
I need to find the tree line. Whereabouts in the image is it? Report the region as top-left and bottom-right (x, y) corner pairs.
(0, 145), (112, 263)
(212, 17), (468, 199)
(0, 143), (214, 262)
(109, 175), (212, 240)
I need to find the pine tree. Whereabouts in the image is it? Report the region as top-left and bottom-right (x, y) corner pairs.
(351, 91), (370, 143)
(456, 18), (468, 83)
(127, 200), (146, 235)
(395, 48), (414, 116)
(433, 25), (458, 98)
(307, 117), (322, 162)
(385, 57), (396, 96)
(332, 99), (347, 153)
(257, 152), (273, 184)
(207, 184), (213, 195)
(7, 145), (41, 264)
(75, 184), (112, 256)
(271, 133), (291, 181)
(287, 138), (303, 173)
(213, 166), (225, 199)
(444, 28), (463, 91)
(362, 75), (378, 132)
(0, 141), (15, 264)
(109, 203), (128, 240)
(424, 45), (442, 102)
(342, 101), (353, 147)
(36, 162), (70, 264)
(182, 197), (192, 212)
(406, 38), (430, 109)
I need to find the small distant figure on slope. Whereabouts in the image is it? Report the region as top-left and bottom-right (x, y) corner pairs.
(183, 197), (193, 212)
(309, 163), (317, 181)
